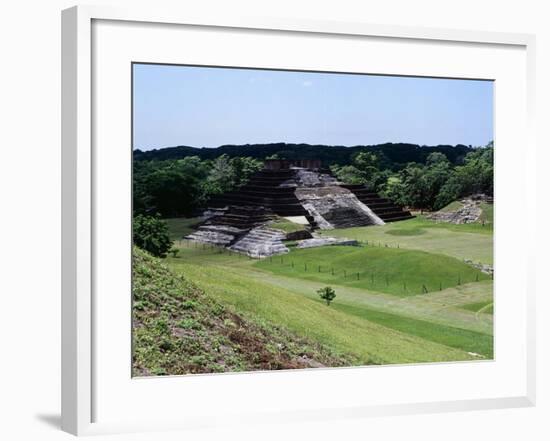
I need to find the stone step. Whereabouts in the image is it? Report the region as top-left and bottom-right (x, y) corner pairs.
(196, 224), (247, 234)
(342, 186), (412, 223)
(228, 227), (290, 257)
(185, 231), (235, 246)
(208, 197), (306, 207)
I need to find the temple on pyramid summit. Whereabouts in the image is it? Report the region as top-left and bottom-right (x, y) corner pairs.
(186, 159), (414, 256)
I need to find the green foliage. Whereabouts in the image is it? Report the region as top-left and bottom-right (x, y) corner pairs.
(435, 146), (493, 209)
(317, 286), (336, 306)
(133, 155), (262, 217)
(134, 142), (492, 214)
(204, 154), (235, 195)
(134, 142), (476, 166)
(168, 248), (180, 258)
(379, 144), (493, 210)
(330, 164), (365, 184)
(133, 214), (173, 258)
(133, 156), (209, 217)
(230, 156), (263, 186)
(205, 154), (263, 195)
(331, 151), (392, 192)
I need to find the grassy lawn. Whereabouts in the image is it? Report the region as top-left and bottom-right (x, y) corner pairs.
(330, 302), (492, 358)
(164, 217), (202, 240)
(439, 201), (463, 212)
(321, 216), (493, 265)
(269, 218), (307, 233)
(162, 215), (494, 366)
(170, 242), (493, 333)
(479, 203), (493, 224)
(459, 300), (494, 314)
(242, 271), (494, 335)
(255, 245), (489, 296)
(168, 259), (478, 365)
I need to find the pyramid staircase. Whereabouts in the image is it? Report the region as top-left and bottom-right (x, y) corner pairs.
(207, 169), (318, 229)
(229, 227), (289, 257)
(340, 184), (415, 222)
(187, 167), (414, 251)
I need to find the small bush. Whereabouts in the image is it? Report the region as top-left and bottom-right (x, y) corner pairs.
(168, 248), (180, 258)
(317, 286), (336, 306)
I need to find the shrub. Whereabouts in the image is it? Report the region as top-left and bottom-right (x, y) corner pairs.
(133, 214), (173, 258)
(317, 286), (336, 306)
(168, 248), (180, 258)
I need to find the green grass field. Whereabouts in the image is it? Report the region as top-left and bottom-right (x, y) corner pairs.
(478, 203), (494, 224)
(459, 300), (494, 314)
(330, 302), (492, 358)
(268, 218), (307, 233)
(320, 216), (493, 264)
(169, 259), (480, 364)
(439, 201), (463, 212)
(164, 217), (202, 240)
(156, 212), (493, 369)
(255, 245), (489, 296)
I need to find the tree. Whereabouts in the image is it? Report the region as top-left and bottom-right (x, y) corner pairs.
(353, 151), (380, 170)
(206, 154), (236, 195)
(133, 214), (173, 258)
(422, 154), (451, 209)
(317, 286), (336, 306)
(133, 156), (210, 217)
(434, 143), (493, 208)
(229, 156), (263, 187)
(394, 163), (427, 208)
(330, 164), (366, 184)
(425, 151), (449, 166)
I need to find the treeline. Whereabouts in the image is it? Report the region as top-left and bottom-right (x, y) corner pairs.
(331, 142), (493, 210)
(134, 155), (263, 217)
(134, 142), (475, 167)
(133, 142), (493, 219)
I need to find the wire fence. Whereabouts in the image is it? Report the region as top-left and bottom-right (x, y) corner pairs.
(175, 238), (492, 294)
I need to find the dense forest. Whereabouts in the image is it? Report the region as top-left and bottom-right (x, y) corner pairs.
(134, 142), (475, 166)
(133, 142), (493, 218)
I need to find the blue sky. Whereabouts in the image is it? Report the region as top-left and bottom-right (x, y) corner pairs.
(133, 63), (493, 150)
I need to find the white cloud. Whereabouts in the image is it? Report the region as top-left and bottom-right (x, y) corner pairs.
(302, 80), (313, 87)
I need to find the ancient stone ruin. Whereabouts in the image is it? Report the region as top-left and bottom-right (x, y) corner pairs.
(186, 159), (413, 256)
(426, 194), (493, 224)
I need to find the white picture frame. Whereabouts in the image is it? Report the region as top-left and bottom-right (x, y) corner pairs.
(62, 5), (536, 436)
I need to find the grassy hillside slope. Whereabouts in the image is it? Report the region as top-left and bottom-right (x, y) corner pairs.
(132, 247), (354, 376)
(169, 258), (480, 365)
(255, 245), (490, 296)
